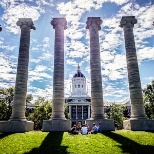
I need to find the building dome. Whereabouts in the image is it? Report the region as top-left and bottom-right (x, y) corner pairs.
(71, 64), (88, 97)
(73, 64), (85, 78)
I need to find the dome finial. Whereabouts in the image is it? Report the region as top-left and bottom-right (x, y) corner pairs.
(77, 63), (80, 72)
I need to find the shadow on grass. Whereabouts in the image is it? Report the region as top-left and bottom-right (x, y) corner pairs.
(102, 131), (154, 154)
(24, 132), (69, 154)
(0, 133), (13, 139)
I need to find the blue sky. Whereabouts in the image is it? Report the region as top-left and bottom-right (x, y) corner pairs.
(0, 0), (154, 102)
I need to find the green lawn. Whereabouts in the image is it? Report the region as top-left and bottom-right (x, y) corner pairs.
(0, 130), (154, 154)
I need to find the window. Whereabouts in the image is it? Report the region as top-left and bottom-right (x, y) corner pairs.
(78, 85), (80, 88)
(72, 106), (76, 112)
(75, 85), (76, 88)
(78, 106), (81, 112)
(82, 85), (83, 88)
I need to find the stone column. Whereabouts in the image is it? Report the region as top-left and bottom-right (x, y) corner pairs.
(0, 25), (2, 32)
(88, 106), (90, 119)
(120, 16), (147, 119)
(69, 105), (71, 119)
(42, 18), (70, 131)
(86, 17), (104, 119)
(0, 18), (35, 132)
(51, 18), (67, 120)
(86, 17), (114, 131)
(120, 16), (154, 130)
(82, 105), (83, 119)
(76, 105), (77, 119)
(10, 18), (35, 121)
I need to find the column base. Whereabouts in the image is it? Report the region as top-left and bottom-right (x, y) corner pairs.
(86, 119), (115, 131)
(123, 119), (154, 131)
(42, 119), (71, 132)
(0, 120), (34, 133)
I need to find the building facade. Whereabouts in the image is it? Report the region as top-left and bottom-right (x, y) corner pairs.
(65, 65), (131, 126)
(66, 65), (91, 125)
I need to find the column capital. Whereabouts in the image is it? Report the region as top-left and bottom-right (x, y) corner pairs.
(51, 18), (67, 30)
(16, 18), (36, 30)
(120, 16), (137, 28)
(86, 17), (102, 30)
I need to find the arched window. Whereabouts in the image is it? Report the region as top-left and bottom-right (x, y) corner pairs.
(75, 85), (76, 88)
(78, 85), (80, 88)
(82, 85), (83, 88)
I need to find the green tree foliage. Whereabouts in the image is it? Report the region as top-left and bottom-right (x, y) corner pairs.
(0, 101), (12, 120)
(143, 80), (154, 119)
(26, 94), (33, 102)
(28, 100), (52, 130)
(0, 87), (14, 106)
(34, 97), (45, 106)
(106, 104), (126, 127)
(64, 103), (70, 119)
(0, 87), (14, 120)
(0, 87), (34, 120)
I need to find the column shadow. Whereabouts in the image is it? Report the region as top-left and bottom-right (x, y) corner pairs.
(0, 133), (13, 139)
(102, 131), (154, 154)
(24, 132), (69, 154)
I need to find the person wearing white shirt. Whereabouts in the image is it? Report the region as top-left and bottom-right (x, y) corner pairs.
(81, 124), (88, 135)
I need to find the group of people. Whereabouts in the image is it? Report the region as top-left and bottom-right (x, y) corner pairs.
(68, 122), (102, 135)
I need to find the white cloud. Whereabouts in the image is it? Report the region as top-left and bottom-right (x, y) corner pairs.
(28, 86), (52, 100)
(0, 53), (16, 87)
(1, 3), (43, 34)
(57, 0), (129, 24)
(137, 47), (154, 62)
(28, 65), (52, 82)
(66, 40), (89, 58)
(36, 0), (54, 7)
(66, 59), (78, 66)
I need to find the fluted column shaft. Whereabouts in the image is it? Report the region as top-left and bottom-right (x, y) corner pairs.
(51, 18), (67, 120)
(120, 16), (147, 119)
(10, 18), (35, 121)
(86, 17), (104, 119)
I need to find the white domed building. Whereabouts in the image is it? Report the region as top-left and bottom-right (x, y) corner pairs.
(66, 65), (91, 126)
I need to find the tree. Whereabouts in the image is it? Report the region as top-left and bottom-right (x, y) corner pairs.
(28, 100), (52, 130)
(143, 80), (154, 119)
(143, 80), (154, 103)
(0, 87), (34, 120)
(106, 103), (126, 127)
(0, 87), (14, 119)
(0, 87), (14, 106)
(26, 94), (33, 102)
(0, 102), (11, 120)
(64, 103), (70, 119)
(34, 97), (45, 106)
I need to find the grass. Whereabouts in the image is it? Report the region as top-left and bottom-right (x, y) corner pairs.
(0, 130), (154, 154)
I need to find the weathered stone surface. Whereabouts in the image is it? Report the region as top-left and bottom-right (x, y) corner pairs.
(120, 16), (147, 120)
(10, 18), (35, 121)
(0, 121), (34, 132)
(123, 119), (154, 131)
(49, 18), (67, 120)
(42, 18), (70, 131)
(0, 18), (35, 133)
(86, 119), (115, 131)
(86, 17), (104, 119)
(42, 120), (71, 132)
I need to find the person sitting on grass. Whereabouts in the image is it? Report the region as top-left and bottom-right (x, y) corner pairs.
(91, 123), (98, 134)
(68, 125), (78, 135)
(76, 122), (81, 133)
(81, 124), (88, 135)
(85, 123), (90, 133)
(97, 123), (102, 133)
